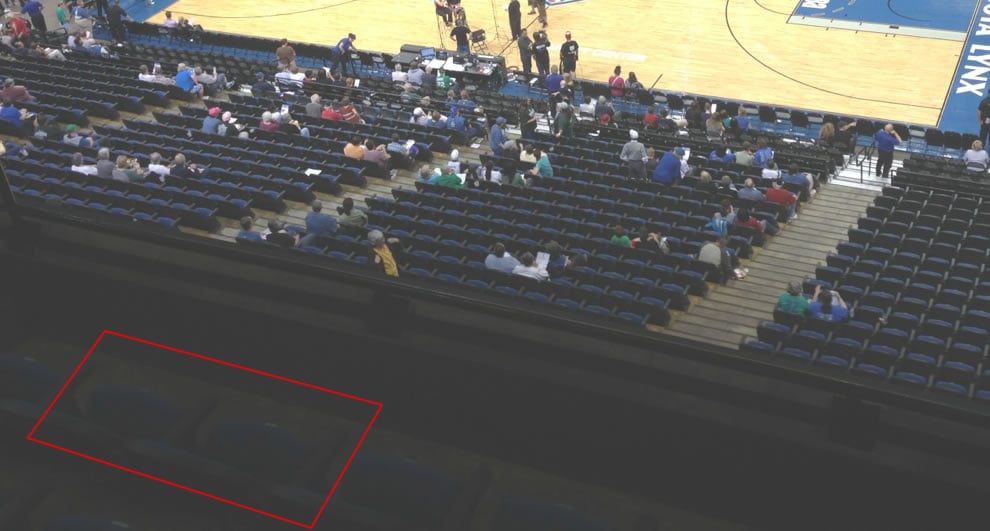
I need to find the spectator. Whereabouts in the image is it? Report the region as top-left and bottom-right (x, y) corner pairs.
(657, 108), (679, 132)
(194, 66), (228, 96)
(202, 107), (222, 134)
(709, 145), (735, 164)
(169, 153), (205, 178)
(62, 124), (95, 147)
(819, 120), (856, 153)
(111, 155), (145, 182)
(642, 107), (658, 130)
(644, 147), (659, 175)
(56, 1), (69, 27)
(162, 10), (178, 29)
(490, 116), (507, 156)
(776, 280), (808, 315)
(964, 139), (990, 173)
(737, 178), (765, 201)
(704, 201), (733, 236)
(321, 100), (342, 121)
(338, 96), (361, 123)
(391, 63), (407, 83)
(552, 100), (574, 138)
(70, 152), (98, 176)
(698, 236), (734, 285)
(95, 147), (114, 179)
(363, 140), (392, 174)
(685, 101), (703, 130)
(367, 229), (400, 277)
(705, 112), (724, 140)
(735, 107), (751, 133)
(485, 242), (520, 273)
(767, 179), (799, 222)
(735, 141), (755, 166)
(696, 170), (717, 193)
(735, 208), (766, 235)
(257, 111), (279, 132)
(762, 159), (782, 181)
(386, 133), (409, 158)
(1, 79), (33, 103)
(543, 240), (570, 276)
(625, 71), (643, 99)
(236, 216), (263, 241)
(718, 175), (737, 195)
(146, 152), (170, 180)
(632, 227), (670, 254)
(512, 252), (549, 281)
(106, 0), (130, 43)
(275, 38), (296, 70)
(807, 285), (849, 323)
(174, 63), (203, 98)
(251, 72), (276, 98)
(447, 149), (461, 173)
(344, 136), (366, 160)
(299, 199), (337, 247)
(594, 96), (615, 125)
(436, 166), (463, 189)
(427, 110), (447, 128)
(530, 148), (553, 178)
(782, 163), (817, 198)
(305, 94), (322, 118)
(21, 0), (46, 32)
(652, 147), (684, 184)
(753, 137), (774, 168)
(608, 65), (624, 98)
(264, 219), (300, 248)
(336, 197), (368, 228)
(217, 111), (236, 136)
(29, 42), (66, 61)
(0, 99), (36, 134)
(610, 225), (631, 247)
(407, 62), (425, 86)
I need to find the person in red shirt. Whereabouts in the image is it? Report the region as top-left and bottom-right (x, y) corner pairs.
(608, 65), (624, 98)
(321, 101), (342, 121)
(642, 107), (658, 130)
(735, 209), (764, 233)
(766, 180), (799, 222)
(0, 78), (33, 103)
(9, 14), (30, 41)
(338, 96), (361, 123)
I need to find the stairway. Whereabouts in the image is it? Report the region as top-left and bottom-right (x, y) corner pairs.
(829, 152), (906, 191)
(662, 183), (879, 350)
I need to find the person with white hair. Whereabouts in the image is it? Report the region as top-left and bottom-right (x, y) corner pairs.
(447, 149), (462, 173)
(305, 94), (322, 118)
(95, 147), (115, 179)
(367, 230), (401, 277)
(391, 63), (407, 83)
(70, 152), (98, 176)
(411, 107), (429, 126)
(146, 152), (171, 181)
(258, 111), (279, 132)
(619, 129), (647, 181)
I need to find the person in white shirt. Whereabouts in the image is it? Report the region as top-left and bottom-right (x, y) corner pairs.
(512, 252), (549, 281)
(138, 64), (157, 82)
(162, 10), (178, 28)
(70, 152), (98, 176)
(963, 140), (990, 173)
(761, 159), (781, 181)
(146, 152), (171, 181)
(391, 63), (407, 83)
(447, 149), (461, 173)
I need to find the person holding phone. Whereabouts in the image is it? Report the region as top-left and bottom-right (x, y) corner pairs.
(807, 285), (849, 323)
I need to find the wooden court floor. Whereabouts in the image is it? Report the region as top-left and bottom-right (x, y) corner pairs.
(149, 0), (959, 125)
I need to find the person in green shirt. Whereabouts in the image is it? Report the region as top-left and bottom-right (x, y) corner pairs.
(610, 225), (631, 247)
(530, 148), (553, 178)
(436, 166), (463, 189)
(56, 2), (69, 26)
(776, 280), (809, 315)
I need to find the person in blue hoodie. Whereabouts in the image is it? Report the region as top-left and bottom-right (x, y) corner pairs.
(652, 147), (685, 184)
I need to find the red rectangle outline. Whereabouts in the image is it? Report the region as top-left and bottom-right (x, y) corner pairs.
(25, 329), (384, 529)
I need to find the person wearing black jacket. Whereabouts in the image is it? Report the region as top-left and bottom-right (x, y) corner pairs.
(517, 29), (532, 75)
(507, 0), (521, 39)
(532, 30), (550, 77)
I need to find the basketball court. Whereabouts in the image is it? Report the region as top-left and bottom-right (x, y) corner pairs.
(139, 0), (983, 133)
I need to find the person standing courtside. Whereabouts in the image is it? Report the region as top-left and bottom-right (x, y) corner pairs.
(507, 0), (521, 39)
(517, 28), (532, 75)
(532, 0), (547, 28)
(559, 31), (578, 75)
(450, 22), (470, 55)
(874, 124), (901, 179)
(978, 92), (990, 149)
(532, 30), (551, 77)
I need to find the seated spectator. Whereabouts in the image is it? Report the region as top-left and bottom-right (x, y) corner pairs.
(776, 280), (808, 315)
(767, 180), (799, 222)
(217, 111), (237, 136)
(734, 208), (765, 235)
(386, 133), (409, 157)
(139, 64), (174, 85)
(695, 170), (717, 193)
(594, 96), (615, 124)
(427, 110), (447, 128)
(704, 201), (734, 236)
(642, 107), (658, 130)
(194, 66), (229, 96)
(338, 96), (361, 123)
(698, 237), (734, 285)
(407, 63), (425, 86)
(277, 110), (310, 137)
(411, 107), (429, 126)
(632, 227), (670, 254)
(718, 175), (737, 195)
(111, 155), (145, 183)
(0, 99), (37, 134)
(162, 10), (179, 29)
(737, 178), (765, 201)
(344, 136), (366, 160)
(236, 216), (263, 241)
(1, 78), (33, 103)
(299, 199), (337, 247)
(251, 72), (276, 98)
(964, 140), (989, 173)
(400, 83), (419, 105)
(95, 147), (114, 179)
(174, 63), (204, 97)
(657, 109), (681, 132)
(391, 63), (407, 83)
(705, 113), (724, 140)
(176, 17), (204, 42)
(644, 147), (659, 175)
(305, 94), (322, 118)
(337, 197), (368, 228)
(783, 164), (817, 198)
(807, 285), (849, 323)
(321, 100), (342, 121)
(762, 159), (781, 181)
(146, 152), (170, 182)
(519, 143), (537, 164)
(512, 252), (549, 281)
(275, 65), (305, 89)
(610, 225), (631, 247)
(363, 140), (392, 172)
(709, 146), (735, 164)
(753, 137), (774, 168)
(463, 163), (483, 189)
(169, 153), (205, 178)
(485, 242), (520, 273)
(62, 124), (96, 147)
(303, 69), (318, 88)
(735, 141), (755, 166)
(29, 42), (66, 61)
(436, 166), (463, 189)
(367, 230), (401, 277)
(202, 106), (222, 134)
(544, 240), (570, 276)
(447, 149), (461, 173)
(530, 148), (553, 178)
(69, 152), (98, 176)
(264, 219), (300, 248)
(415, 164), (436, 184)
(652, 147), (684, 184)
(254, 111), (278, 132)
